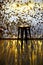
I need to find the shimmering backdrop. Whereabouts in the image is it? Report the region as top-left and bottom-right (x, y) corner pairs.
(0, 40), (43, 65)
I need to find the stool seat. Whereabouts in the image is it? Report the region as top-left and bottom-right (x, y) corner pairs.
(18, 24), (31, 27)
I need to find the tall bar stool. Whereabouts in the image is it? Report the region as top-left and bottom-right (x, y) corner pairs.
(18, 25), (31, 48)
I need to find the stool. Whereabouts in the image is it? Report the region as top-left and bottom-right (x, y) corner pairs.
(18, 26), (31, 48)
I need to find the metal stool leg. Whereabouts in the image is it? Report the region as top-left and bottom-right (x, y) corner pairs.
(29, 28), (31, 38)
(21, 29), (23, 49)
(25, 28), (27, 44)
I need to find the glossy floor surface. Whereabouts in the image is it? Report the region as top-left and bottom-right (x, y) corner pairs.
(0, 40), (43, 65)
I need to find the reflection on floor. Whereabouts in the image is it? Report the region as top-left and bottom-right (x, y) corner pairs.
(0, 40), (43, 65)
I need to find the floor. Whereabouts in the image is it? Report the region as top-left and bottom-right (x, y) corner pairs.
(0, 40), (43, 65)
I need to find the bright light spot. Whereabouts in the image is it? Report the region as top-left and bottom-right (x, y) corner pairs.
(38, 41), (42, 46)
(28, 3), (34, 9)
(18, 40), (21, 46)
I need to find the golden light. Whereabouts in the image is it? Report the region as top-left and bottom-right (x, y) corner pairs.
(18, 40), (21, 46)
(38, 41), (42, 53)
(10, 2), (17, 10)
(9, 2), (35, 12)
(38, 41), (42, 46)
(40, 3), (43, 9)
(28, 3), (34, 10)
